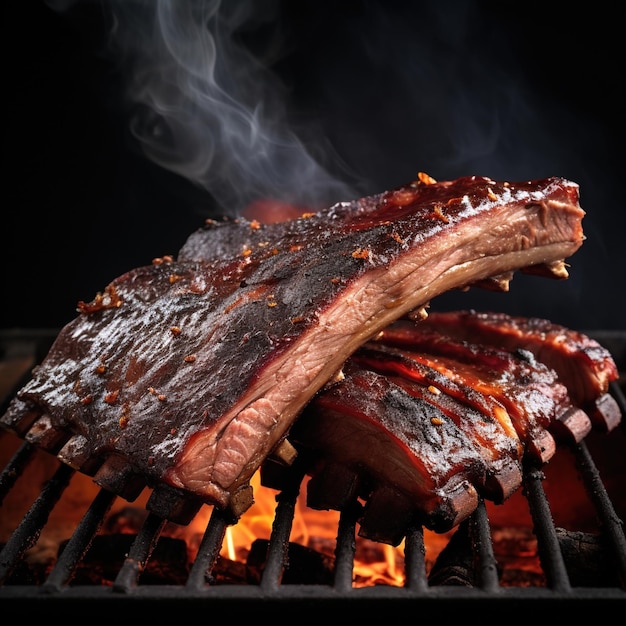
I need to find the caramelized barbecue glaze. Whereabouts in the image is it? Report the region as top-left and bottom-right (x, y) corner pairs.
(1, 175), (586, 519)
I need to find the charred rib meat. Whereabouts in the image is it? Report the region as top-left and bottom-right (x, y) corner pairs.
(290, 313), (619, 539)
(0, 174), (586, 516)
(291, 359), (525, 536)
(393, 310), (621, 431)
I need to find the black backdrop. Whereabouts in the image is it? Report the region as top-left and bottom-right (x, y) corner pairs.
(3, 0), (624, 331)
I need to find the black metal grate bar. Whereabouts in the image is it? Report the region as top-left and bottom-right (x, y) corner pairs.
(43, 487), (117, 592)
(0, 441), (36, 505)
(333, 501), (360, 592)
(523, 468), (572, 593)
(259, 466), (304, 592)
(403, 524), (428, 592)
(574, 439), (626, 585)
(112, 512), (168, 592)
(470, 498), (500, 592)
(186, 507), (230, 589)
(0, 462), (74, 584)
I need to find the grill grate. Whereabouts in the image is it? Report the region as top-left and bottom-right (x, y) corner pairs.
(0, 332), (625, 612)
(1, 425), (625, 602)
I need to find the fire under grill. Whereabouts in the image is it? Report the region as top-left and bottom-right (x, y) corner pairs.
(1, 329), (625, 612)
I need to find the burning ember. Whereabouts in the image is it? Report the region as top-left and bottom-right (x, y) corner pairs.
(213, 472), (409, 587)
(3, 418), (624, 589)
(0, 432), (414, 587)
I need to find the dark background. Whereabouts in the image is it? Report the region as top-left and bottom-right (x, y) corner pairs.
(2, 0), (624, 331)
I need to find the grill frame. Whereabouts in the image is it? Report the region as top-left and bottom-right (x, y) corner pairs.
(1, 330), (625, 611)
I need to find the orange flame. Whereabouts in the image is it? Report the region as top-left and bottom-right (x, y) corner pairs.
(185, 471), (411, 587)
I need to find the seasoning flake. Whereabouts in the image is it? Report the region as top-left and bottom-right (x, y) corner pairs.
(351, 247), (370, 259)
(418, 171), (437, 185)
(104, 390), (119, 404)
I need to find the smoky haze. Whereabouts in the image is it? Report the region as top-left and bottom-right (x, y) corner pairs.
(50, 0), (580, 214)
(2, 0), (624, 332)
(101, 0), (356, 214)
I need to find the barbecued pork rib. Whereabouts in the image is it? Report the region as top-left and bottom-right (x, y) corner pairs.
(351, 342), (568, 464)
(370, 321), (599, 447)
(291, 361), (524, 536)
(289, 314), (615, 540)
(0, 174), (585, 517)
(390, 310), (621, 431)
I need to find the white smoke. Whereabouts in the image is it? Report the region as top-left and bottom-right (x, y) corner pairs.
(48, 0), (357, 215)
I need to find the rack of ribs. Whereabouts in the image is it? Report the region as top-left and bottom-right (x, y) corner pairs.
(287, 311), (619, 541)
(1, 173), (588, 520)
